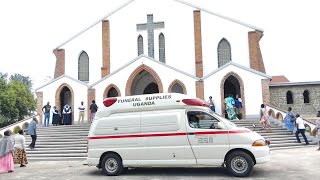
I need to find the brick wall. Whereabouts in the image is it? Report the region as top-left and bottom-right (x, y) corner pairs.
(270, 84), (320, 115)
(195, 80), (204, 100)
(87, 88), (96, 123)
(53, 49), (65, 78)
(193, 10), (203, 78)
(261, 79), (270, 104)
(101, 20), (110, 78)
(36, 92), (43, 124)
(248, 31), (266, 73)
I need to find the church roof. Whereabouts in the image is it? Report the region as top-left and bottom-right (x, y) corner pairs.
(270, 75), (289, 83)
(270, 81), (320, 87)
(201, 61), (271, 80)
(90, 54), (199, 88)
(34, 74), (90, 91)
(54, 0), (263, 50)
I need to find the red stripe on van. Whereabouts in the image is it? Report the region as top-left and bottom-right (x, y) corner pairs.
(88, 132), (187, 140)
(88, 130), (250, 140)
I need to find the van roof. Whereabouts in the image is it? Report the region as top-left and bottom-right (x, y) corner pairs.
(96, 93), (209, 117)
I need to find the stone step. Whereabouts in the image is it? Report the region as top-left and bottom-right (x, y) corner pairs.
(24, 133), (89, 137)
(269, 142), (314, 148)
(27, 153), (87, 157)
(25, 137), (87, 141)
(26, 147), (86, 151)
(25, 141), (87, 145)
(26, 144), (87, 148)
(27, 149), (87, 154)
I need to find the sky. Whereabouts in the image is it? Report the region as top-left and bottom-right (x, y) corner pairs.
(0, 0), (319, 90)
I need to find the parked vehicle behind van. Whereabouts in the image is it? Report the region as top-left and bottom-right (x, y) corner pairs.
(86, 93), (270, 177)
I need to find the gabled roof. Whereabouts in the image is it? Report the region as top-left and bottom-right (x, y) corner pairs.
(201, 61), (271, 80)
(271, 75), (290, 83)
(34, 74), (89, 92)
(54, 0), (263, 50)
(90, 54), (199, 88)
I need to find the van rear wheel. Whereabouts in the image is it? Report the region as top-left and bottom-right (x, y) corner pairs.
(101, 154), (123, 176)
(226, 151), (254, 177)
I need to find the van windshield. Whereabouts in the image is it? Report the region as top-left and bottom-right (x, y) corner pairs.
(205, 110), (237, 127)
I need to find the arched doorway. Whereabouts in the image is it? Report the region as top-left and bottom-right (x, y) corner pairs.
(103, 84), (121, 99)
(55, 84), (74, 125)
(131, 70), (159, 95)
(224, 75), (240, 99)
(220, 72), (246, 119)
(126, 65), (163, 96)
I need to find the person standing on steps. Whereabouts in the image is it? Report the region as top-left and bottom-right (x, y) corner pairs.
(284, 107), (295, 134)
(295, 114), (309, 145)
(52, 106), (60, 126)
(42, 102), (51, 127)
(90, 100), (98, 123)
(27, 117), (37, 149)
(78, 101), (85, 125)
(208, 96), (215, 113)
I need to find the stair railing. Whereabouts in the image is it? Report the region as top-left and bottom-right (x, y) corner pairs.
(265, 104), (316, 137)
(0, 115), (40, 136)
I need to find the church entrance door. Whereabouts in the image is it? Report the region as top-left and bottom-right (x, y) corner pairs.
(221, 73), (245, 119)
(56, 85), (74, 125)
(131, 70), (159, 95)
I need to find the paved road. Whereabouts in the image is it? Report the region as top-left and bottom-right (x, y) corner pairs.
(1, 146), (319, 180)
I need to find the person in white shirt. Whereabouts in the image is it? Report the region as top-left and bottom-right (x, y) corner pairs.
(13, 130), (28, 167)
(78, 101), (85, 125)
(295, 114), (309, 145)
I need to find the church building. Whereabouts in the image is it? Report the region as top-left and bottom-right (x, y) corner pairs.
(35, 0), (271, 124)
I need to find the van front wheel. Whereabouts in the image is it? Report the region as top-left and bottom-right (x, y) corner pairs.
(226, 151), (254, 177)
(101, 154), (123, 176)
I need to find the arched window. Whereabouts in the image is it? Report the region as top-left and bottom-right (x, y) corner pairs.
(78, 51), (89, 82)
(217, 38), (231, 68)
(107, 87), (118, 97)
(171, 83), (183, 94)
(159, 33), (166, 63)
(286, 91), (293, 104)
(303, 90), (310, 103)
(137, 35), (144, 56)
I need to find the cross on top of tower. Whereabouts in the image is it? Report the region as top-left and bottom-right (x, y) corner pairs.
(136, 14), (165, 58)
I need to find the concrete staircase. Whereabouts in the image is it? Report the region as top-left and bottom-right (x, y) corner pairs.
(233, 119), (316, 149)
(25, 124), (90, 161)
(24, 120), (315, 161)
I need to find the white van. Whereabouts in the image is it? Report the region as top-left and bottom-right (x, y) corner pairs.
(86, 93), (270, 177)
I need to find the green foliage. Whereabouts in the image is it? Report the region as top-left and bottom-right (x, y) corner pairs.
(0, 72), (36, 127)
(0, 134), (2, 138)
(13, 126), (21, 134)
(9, 73), (32, 90)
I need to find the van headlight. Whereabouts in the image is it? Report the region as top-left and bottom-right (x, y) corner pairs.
(252, 139), (267, 146)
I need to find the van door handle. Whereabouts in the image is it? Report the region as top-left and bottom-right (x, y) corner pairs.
(188, 132), (195, 135)
(114, 127), (118, 130)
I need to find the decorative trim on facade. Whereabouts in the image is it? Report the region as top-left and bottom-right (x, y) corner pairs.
(103, 84), (121, 99)
(125, 64), (163, 96)
(55, 83), (75, 125)
(220, 71), (246, 118)
(101, 20), (110, 78)
(53, 49), (65, 79)
(168, 79), (187, 94)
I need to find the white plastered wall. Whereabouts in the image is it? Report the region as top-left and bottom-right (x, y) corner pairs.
(36, 77), (89, 124)
(201, 11), (252, 77)
(92, 56), (198, 109)
(203, 65), (268, 117)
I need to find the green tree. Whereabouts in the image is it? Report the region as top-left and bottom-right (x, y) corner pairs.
(10, 73), (32, 90)
(0, 72), (36, 127)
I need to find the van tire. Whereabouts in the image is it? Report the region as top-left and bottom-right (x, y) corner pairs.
(101, 154), (123, 176)
(226, 151), (254, 177)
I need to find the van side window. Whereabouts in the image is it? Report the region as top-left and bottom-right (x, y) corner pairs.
(187, 111), (225, 130)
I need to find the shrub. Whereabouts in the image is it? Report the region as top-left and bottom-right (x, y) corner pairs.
(13, 126), (21, 134)
(0, 134), (2, 138)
